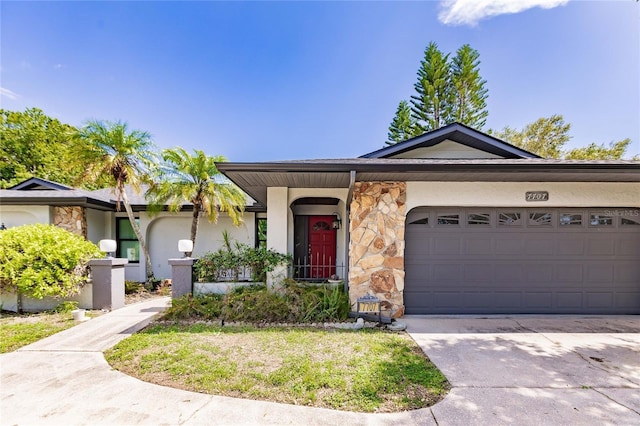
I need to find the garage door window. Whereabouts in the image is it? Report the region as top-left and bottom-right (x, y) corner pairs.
(621, 216), (640, 226)
(468, 213), (491, 226)
(498, 212), (522, 226)
(560, 213), (582, 226)
(590, 214), (613, 226)
(529, 212), (553, 226)
(437, 213), (459, 225)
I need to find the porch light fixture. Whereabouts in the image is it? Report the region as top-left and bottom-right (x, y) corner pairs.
(331, 212), (342, 230)
(0, 223), (6, 231)
(98, 239), (117, 258)
(178, 239), (193, 258)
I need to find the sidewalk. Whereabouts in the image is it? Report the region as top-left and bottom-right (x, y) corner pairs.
(0, 298), (431, 425)
(2, 300), (638, 425)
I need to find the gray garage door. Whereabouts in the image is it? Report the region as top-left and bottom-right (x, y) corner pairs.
(404, 208), (640, 314)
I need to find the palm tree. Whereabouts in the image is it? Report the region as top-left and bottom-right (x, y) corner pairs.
(75, 120), (156, 283)
(147, 147), (246, 250)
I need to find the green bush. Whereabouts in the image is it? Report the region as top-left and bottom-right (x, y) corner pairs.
(164, 281), (351, 323)
(194, 238), (291, 283)
(0, 224), (103, 308)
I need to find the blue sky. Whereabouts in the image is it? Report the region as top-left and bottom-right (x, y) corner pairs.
(1, 0), (639, 161)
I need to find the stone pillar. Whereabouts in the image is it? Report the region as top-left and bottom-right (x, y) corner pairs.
(169, 258), (195, 298)
(54, 206), (87, 238)
(89, 258), (128, 310)
(348, 182), (406, 318)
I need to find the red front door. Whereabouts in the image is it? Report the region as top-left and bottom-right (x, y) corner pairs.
(308, 216), (337, 279)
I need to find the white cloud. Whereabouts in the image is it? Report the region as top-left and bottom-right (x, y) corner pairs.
(0, 87), (19, 100)
(439, 0), (570, 26)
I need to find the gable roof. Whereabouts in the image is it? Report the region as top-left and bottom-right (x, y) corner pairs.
(8, 177), (75, 191)
(361, 122), (540, 159)
(2, 178), (260, 212)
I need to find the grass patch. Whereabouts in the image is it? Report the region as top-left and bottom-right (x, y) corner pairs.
(105, 324), (449, 412)
(0, 311), (76, 353)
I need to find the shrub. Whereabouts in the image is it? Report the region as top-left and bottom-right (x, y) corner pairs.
(164, 280), (351, 323)
(194, 237), (291, 283)
(125, 280), (146, 295)
(0, 224), (103, 312)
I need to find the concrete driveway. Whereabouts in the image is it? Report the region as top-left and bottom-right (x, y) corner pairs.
(404, 316), (640, 425)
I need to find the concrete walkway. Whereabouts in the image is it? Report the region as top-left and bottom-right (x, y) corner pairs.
(1, 300), (639, 425)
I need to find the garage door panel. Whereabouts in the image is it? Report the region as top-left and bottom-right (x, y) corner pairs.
(525, 266), (554, 283)
(523, 292), (553, 308)
(618, 238), (640, 256)
(586, 264), (615, 282)
(587, 238), (615, 256)
(405, 207), (640, 314)
(617, 264), (640, 283)
(554, 264), (584, 283)
(525, 238), (555, 255)
(557, 239), (584, 256)
(586, 293), (614, 308)
(433, 238), (460, 255)
(495, 238), (523, 255)
(433, 264), (461, 281)
(465, 238), (493, 255)
(556, 293), (583, 308)
(495, 265), (524, 283)
(616, 293), (640, 308)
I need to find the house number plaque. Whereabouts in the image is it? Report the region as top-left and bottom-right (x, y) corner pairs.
(525, 191), (549, 202)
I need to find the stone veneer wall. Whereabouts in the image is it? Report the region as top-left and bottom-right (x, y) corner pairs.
(348, 182), (406, 318)
(53, 206), (87, 238)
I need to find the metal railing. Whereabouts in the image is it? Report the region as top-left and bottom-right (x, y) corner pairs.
(291, 255), (345, 282)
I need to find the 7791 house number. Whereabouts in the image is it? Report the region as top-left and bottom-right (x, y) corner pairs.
(525, 191), (549, 201)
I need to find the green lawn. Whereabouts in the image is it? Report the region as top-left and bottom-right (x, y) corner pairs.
(0, 312), (76, 353)
(105, 323), (449, 413)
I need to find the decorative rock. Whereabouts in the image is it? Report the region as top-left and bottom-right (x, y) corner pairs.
(370, 269), (396, 293)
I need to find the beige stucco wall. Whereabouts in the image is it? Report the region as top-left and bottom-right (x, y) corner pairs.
(406, 182), (640, 211)
(0, 205), (50, 227)
(390, 140), (503, 159)
(86, 209), (110, 244)
(146, 212), (255, 280)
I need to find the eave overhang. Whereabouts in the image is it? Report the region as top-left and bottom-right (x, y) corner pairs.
(217, 160), (640, 206)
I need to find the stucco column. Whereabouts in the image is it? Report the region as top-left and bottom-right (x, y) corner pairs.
(266, 187), (289, 287)
(89, 258), (128, 310)
(168, 258), (195, 298)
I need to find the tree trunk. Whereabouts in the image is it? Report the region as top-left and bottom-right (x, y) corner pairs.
(121, 189), (155, 285)
(16, 290), (23, 314)
(190, 206), (200, 255)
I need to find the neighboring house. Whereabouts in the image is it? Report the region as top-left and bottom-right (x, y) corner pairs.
(2, 123), (639, 315)
(0, 177), (261, 282)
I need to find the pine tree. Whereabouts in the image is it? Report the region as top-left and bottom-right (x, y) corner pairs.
(451, 44), (488, 129)
(386, 100), (416, 145)
(410, 42), (452, 133)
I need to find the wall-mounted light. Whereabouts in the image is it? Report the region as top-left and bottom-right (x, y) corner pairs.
(178, 239), (194, 258)
(99, 239), (117, 258)
(331, 212), (342, 230)
(0, 223), (6, 231)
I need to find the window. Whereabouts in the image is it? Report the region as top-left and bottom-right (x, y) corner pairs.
(498, 212), (522, 226)
(529, 212), (552, 226)
(409, 216), (429, 225)
(590, 214), (613, 226)
(559, 213), (582, 226)
(437, 213), (459, 225)
(256, 217), (267, 248)
(116, 217), (139, 262)
(468, 213), (491, 226)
